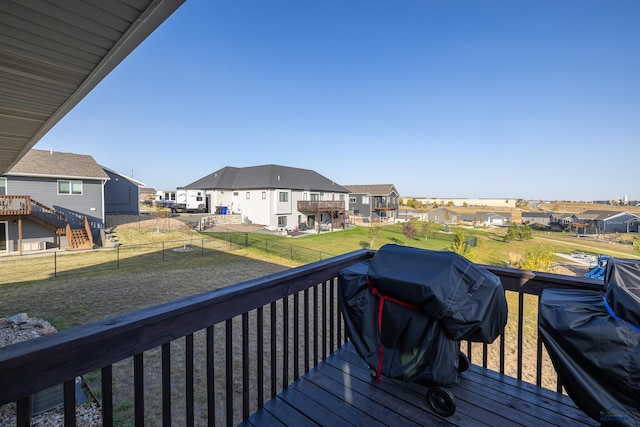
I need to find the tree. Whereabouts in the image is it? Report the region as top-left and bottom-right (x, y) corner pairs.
(402, 222), (417, 245)
(368, 223), (382, 249)
(450, 230), (471, 257)
(518, 245), (555, 272)
(633, 237), (640, 256)
(421, 221), (432, 243)
(150, 205), (171, 233)
(504, 223), (519, 242)
(504, 223), (533, 242)
(520, 224), (533, 240)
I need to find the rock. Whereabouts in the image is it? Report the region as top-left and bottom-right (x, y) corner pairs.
(8, 313), (28, 324)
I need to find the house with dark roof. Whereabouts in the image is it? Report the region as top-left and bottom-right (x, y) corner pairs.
(424, 208), (459, 224)
(521, 211), (554, 228)
(460, 211), (512, 226)
(571, 210), (640, 234)
(343, 184), (400, 223)
(183, 165), (350, 231)
(103, 167), (145, 215)
(0, 149), (110, 253)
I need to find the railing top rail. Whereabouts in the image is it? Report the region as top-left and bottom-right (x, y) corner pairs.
(484, 264), (605, 295)
(0, 249), (374, 405)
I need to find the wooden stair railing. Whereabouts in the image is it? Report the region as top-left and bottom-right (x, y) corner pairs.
(29, 199), (93, 250)
(28, 199), (67, 234)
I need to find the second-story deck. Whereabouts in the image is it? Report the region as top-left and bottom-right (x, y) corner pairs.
(297, 201), (345, 213)
(0, 249), (610, 427)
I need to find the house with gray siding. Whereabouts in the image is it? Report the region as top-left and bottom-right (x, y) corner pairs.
(424, 208), (459, 224)
(343, 184), (400, 223)
(571, 210), (640, 234)
(183, 165), (350, 231)
(103, 167), (144, 215)
(521, 212), (554, 228)
(0, 149), (109, 253)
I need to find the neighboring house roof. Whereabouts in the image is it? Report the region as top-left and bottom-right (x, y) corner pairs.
(6, 149), (109, 180)
(343, 184), (399, 196)
(573, 210), (630, 221)
(476, 211), (512, 219)
(522, 212), (553, 218)
(102, 166), (145, 187)
(428, 208), (458, 216)
(460, 212), (511, 222)
(183, 165), (349, 193)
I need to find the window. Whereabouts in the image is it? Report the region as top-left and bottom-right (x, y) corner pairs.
(262, 191), (266, 199)
(349, 197), (356, 203)
(246, 192), (250, 199)
(58, 180), (82, 195)
(279, 192), (288, 202)
(362, 196), (369, 205)
(339, 194), (345, 201)
(233, 192), (239, 196)
(0, 178), (6, 195)
(278, 216), (287, 227)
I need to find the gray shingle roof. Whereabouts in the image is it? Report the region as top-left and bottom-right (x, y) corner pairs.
(183, 165), (349, 193)
(6, 149), (109, 180)
(343, 184), (398, 196)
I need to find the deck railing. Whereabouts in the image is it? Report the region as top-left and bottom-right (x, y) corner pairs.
(0, 195), (30, 215)
(0, 250), (604, 426)
(297, 201), (345, 212)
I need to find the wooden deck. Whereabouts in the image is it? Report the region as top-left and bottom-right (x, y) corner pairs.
(241, 342), (597, 427)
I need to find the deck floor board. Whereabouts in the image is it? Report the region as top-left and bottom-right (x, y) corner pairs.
(241, 343), (597, 427)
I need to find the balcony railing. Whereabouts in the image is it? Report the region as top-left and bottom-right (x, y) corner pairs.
(297, 201), (345, 212)
(0, 250), (605, 426)
(0, 195), (30, 215)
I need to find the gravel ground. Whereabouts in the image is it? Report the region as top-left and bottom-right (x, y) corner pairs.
(0, 315), (102, 426)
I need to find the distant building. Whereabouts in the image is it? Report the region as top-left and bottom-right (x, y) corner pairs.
(343, 184), (400, 223)
(409, 198), (517, 208)
(183, 164), (349, 231)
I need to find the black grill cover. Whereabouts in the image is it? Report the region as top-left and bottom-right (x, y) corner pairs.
(539, 289), (640, 426)
(339, 260), (460, 385)
(367, 244), (507, 342)
(338, 245), (507, 386)
(604, 257), (640, 328)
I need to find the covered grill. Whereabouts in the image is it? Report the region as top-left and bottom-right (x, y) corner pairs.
(338, 244), (507, 416)
(539, 257), (640, 426)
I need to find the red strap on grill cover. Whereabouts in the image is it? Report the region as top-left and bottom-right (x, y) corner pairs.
(366, 276), (419, 384)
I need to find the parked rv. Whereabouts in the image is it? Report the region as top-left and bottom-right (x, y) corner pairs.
(172, 189), (207, 213)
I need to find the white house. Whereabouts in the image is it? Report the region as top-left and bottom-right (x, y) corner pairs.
(182, 165), (350, 231)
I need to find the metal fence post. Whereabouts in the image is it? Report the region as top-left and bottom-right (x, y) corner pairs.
(117, 246), (120, 269)
(54, 251), (57, 277)
(162, 242), (165, 261)
(201, 238), (204, 256)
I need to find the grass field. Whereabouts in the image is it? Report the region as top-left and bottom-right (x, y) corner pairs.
(2, 219), (637, 328)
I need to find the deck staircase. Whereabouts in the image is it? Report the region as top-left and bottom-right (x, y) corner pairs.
(2, 196), (93, 250)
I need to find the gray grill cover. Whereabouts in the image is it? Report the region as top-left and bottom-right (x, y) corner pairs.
(605, 257), (640, 327)
(338, 245), (507, 386)
(539, 287), (640, 426)
(366, 244), (507, 342)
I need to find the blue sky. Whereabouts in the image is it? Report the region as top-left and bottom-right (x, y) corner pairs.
(35, 0), (639, 201)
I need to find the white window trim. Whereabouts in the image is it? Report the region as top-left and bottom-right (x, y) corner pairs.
(58, 179), (83, 195)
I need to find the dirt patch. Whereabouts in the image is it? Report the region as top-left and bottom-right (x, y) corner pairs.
(106, 214), (189, 231)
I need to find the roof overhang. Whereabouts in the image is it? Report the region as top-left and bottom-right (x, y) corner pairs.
(0, 0), (186, 175)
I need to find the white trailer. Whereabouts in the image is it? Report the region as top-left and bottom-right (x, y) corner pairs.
(173, 189), (207, 213)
